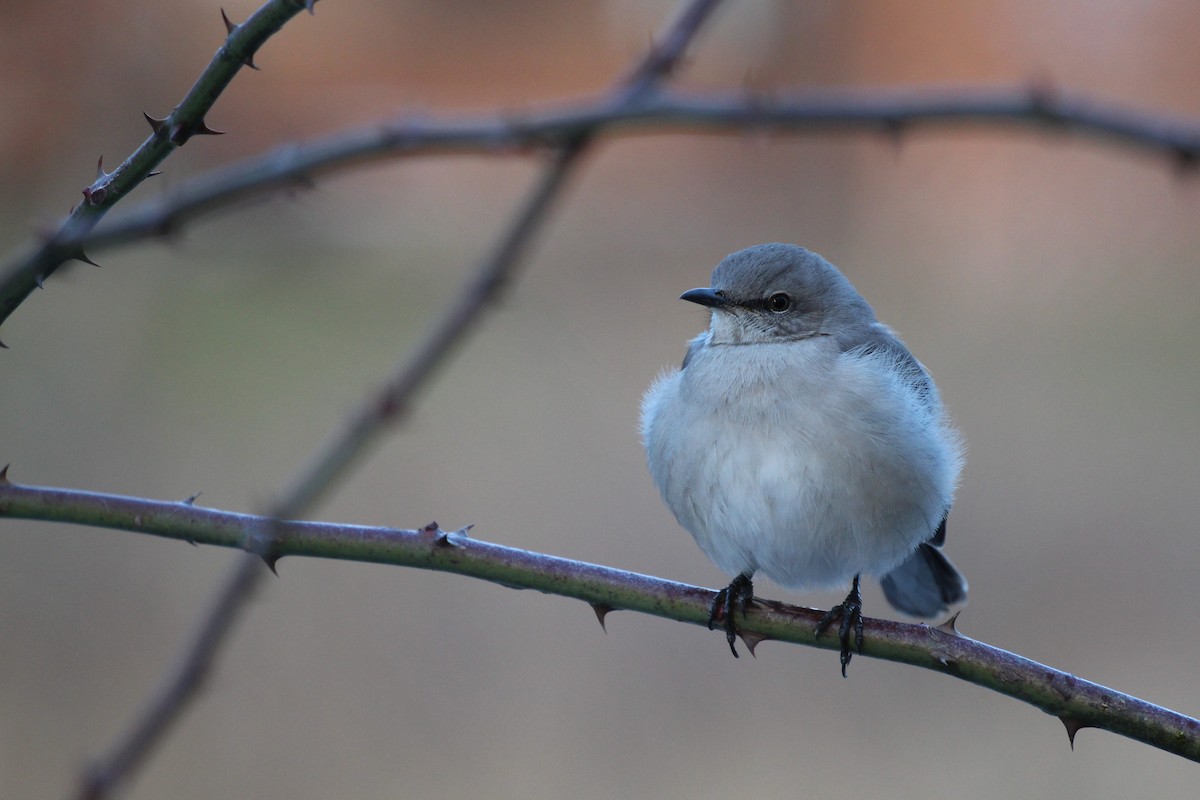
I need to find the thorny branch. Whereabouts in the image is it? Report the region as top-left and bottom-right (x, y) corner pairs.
(6, 89), (1200, 329)
(0, 0), (317, 340)
(2, 472), (1198, 765)
(53, 2), (727, 799)
(3, 0), (1198, 795)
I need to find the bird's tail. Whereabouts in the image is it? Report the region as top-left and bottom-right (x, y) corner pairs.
(880, 543), (967, 618)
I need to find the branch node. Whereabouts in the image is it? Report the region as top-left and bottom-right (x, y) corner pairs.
(434, 523), (473, 548)
(81, 185), (107, 206)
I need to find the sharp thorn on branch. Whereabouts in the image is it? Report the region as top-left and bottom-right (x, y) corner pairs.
(1172, 147), (1199, 176)
(936, 611), (963, 635)
(590, 603), (613, 631)
(221, 8), (238, 34)
(35, 274), (44, 290)
(143, 112), (168, 134)
(95, 155), (108, 180)
(1060, 716), (1091, 750)
(181, 491), (203, 506)
(0, 464), (10, 482)
(740, 629), (769, 658)
(168, 118), (225, 145)
(74, 250), (101, 268)
(195, 118), (225, 137)
(261, 551), (281, 575)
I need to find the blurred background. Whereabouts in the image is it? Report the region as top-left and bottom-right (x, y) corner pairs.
(3, 1), (1199, 797)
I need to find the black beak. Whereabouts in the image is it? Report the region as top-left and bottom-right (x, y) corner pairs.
(680, 287), (728, 308)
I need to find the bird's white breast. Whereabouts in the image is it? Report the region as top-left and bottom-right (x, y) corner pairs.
(641, 335), (960, 589)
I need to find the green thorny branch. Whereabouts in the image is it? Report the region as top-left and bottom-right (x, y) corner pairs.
(0, 0), (317, 342)
(2, 470), (1198, 764)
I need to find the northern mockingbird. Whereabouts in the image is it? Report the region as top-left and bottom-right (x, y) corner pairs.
(641, 243), (966, 675)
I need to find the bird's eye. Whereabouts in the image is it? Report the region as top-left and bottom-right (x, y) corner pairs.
(767, 292), (791, 313)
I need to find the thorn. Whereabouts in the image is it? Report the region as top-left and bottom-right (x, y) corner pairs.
(936, 611), (963, 635)
(74, 250), (101, 268)
(143, 112), (168, 134)
(1060, 716), (1091, 750)
(1027, 74), (1059, 121)
(931, 649), (956, 668)
(1172, 147), (1199, 176)
(169, 118), (226, 145)
(423, 521), (439, 533)
(739, 629), (770, 657)
(882, 117), (906, 154)
(0, 464), (9, 483)
(35, 274), (44, 290)
(182, 491), (202, 505)
(95, 156), (108, 180)
(244, 54), (260, 71)
(591, 602), (613, 631)
(261, 551), (280, 575)
(434, 524), (472, 548)
(0, 338), (7, 350)
(148, 171), (163, 178)
(304, 0), (317, 13)
(221, 7), (237, 34)
(195, 119), (224, 137)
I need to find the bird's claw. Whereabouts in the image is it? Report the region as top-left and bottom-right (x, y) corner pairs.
(815, 574), (865, 677)
(709, 573), (755, 658)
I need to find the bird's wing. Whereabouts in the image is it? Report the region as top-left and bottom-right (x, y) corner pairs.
(680, 333), (709, 370)
(838, 323), (941, 415)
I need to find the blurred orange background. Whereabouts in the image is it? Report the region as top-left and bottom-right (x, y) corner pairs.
(3, 1), (1199, 798)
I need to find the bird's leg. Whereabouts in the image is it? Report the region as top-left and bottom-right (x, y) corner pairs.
(815, 574), (865, 677)
(708, 573), (755, 658)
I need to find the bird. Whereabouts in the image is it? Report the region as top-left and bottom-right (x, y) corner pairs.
(640, 243), (966, 675)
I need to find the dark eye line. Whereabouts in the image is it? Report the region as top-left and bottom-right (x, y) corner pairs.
(740, 294), (792, 313)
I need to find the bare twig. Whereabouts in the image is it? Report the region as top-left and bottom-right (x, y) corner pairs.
(3, 473), (1197, 764)
(5, 84), (1197, 308)
(56, 3), (727, 798)
(75, 555), (262, 800)
(0, 0), (314, 339)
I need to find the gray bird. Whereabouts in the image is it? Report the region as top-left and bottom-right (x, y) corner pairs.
(641, 243), (966, 674)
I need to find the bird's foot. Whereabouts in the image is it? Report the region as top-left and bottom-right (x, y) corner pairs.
(815, 574), (865, 677)
(709, 573), (755, 658)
